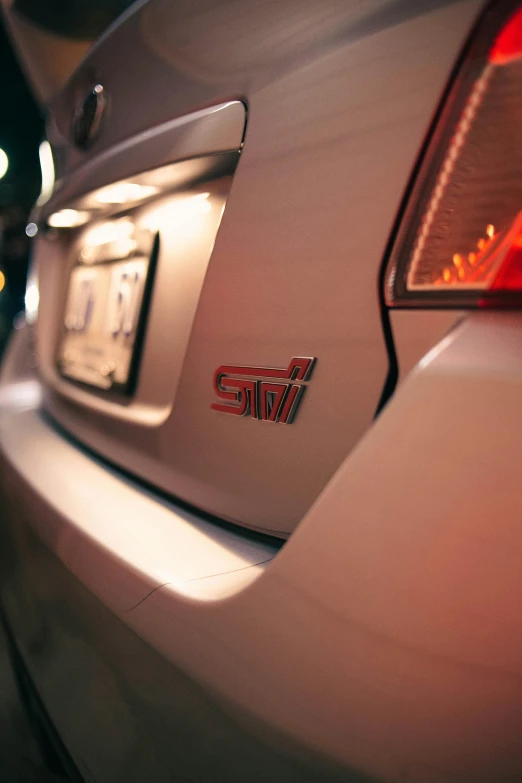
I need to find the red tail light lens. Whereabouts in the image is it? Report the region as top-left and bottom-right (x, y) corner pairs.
(385, 3), (522, 307)
(489, 6), (522, 63)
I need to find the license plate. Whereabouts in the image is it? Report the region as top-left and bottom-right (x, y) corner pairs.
(59, 255), (153, 393)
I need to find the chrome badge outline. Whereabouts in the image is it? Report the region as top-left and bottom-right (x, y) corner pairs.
(211, 357), (316, 424)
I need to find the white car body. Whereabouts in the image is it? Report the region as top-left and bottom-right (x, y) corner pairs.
(3, 1), (522, 781)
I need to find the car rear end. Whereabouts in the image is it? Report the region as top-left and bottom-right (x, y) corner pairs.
(3, 1), (522, 781)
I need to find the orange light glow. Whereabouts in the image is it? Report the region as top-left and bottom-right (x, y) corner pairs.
(437, 225), (498, 286)
(489, 213), (522, 291)
(0, 270), (5, 292)
(489, 8), (522, 64)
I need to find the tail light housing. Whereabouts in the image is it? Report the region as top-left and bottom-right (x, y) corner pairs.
(385, 2), (522, 308)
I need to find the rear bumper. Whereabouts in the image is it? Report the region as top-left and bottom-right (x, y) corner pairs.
(2, 313), (522, 783)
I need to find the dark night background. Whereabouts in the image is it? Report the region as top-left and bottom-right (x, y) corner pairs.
(0, 18), (43, 355)
(0, 3), (136, 358)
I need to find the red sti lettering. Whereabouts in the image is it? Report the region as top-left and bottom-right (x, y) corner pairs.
(211, 357), (316, 424)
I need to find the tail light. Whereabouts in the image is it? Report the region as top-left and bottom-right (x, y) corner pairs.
(385, 3), (522, 308)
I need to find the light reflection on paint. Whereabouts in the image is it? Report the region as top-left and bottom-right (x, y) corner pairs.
(36, 141), (55, 206)
(141, 192), (211, 233)
(0, 380), (41, 409)
(95, 182), (158, 205)
(80, 218), (137, 262)
(82, 218), (134, 247)
(48, 209), (90, 228)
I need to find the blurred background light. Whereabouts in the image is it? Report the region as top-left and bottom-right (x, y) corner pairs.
(0, 149), (8, 179)
(24, 260), (39, 325)
(0, 19), (44, 359)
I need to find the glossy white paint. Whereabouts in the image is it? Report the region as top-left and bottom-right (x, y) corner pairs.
(390, 309), (464, 383)
(38, 0), (484, 535)
(3, 313), (522, 782)
(6, 1), (521, 781)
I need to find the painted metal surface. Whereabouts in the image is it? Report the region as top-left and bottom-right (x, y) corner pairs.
(3, 313), (522, 781)
(6, 1), (521, 781)
(39, 0), (483, 535)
